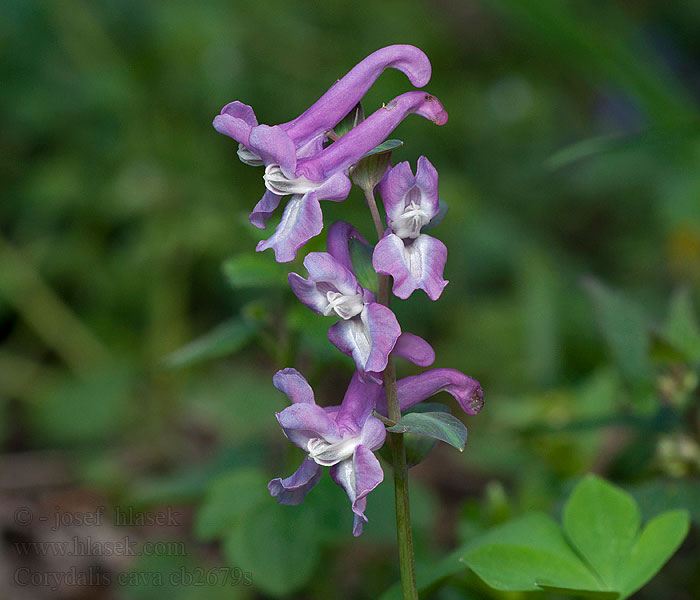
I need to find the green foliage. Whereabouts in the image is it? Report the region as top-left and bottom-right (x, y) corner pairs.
(224, 502), (320, 598)
(663, 289), (700, 362)
(197, 466), (321, 597)
(164, 318), (258, 368)
(463, 475), (690, 599)
(351, 139), (402, 191)
(387, 404), (468, 451)
(222, 254), (290, 289)
(584, 279), (652, 389)
(349, 236), (378, 294)
(333, 102), (365, 138)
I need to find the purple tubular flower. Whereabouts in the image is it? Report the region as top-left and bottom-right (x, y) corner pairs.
(375, 368), (484, 417)
(288, 251), (400, 382)
(214, 45), (431, 167)
(373, 156), (449, 300)
(213, 45), (433, 253)
(254, 91), (448, 262)
(268, 369), (385, 536)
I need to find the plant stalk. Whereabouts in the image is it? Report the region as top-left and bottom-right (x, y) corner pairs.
(364, 187), (418, 600)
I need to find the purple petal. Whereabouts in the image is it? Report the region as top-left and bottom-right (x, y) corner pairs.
(256, 192), (323, 263)
(360, 416), (386, 451)
(315, 171), (352, 202)
(282, 45), (431, 144)
(328, 303), (401, 381)
(289, 252), (361, 314)
(248, 125), (297, 178)
(249, 189), (282, 230)
(373, 233), (448, 300)
(381, 368), (484, 415)
(335, 372), (383, 435)
(327, 221), (371, 274)
(268, 458), (321, 505)
(330, 445), (384, 536)
(295, 91), (449, 182)
(273, 368), (315, 405)
(212, 101), (258, 145)
(276, 403), (341, 449)
(414, 156), (440, 218)
(378, 161), (417, 224)
(393, 332), (435, 367)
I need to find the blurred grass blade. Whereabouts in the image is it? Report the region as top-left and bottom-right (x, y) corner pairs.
(164, 318), (258, 368)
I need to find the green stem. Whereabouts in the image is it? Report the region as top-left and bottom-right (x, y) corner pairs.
(363, 187), (419, 600)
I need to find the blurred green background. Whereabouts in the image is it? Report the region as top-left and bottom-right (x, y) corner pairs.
(2, 1), (699, 598)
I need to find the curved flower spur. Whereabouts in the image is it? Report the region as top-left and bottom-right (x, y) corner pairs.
(255, 91), (448, 262)
(267, 368), (386, 537)
(268, 366), (483, 536)
(213, 45), (447, 262)
(288, 221), (436, 382)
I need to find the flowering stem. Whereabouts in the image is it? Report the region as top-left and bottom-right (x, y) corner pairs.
(364, 186), (418, 600)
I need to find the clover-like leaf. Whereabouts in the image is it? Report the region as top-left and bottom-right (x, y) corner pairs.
(463, 513), (606, 594)
(462, 475), (690, 600)
(563, 475), (640, 587)
(616, 509), (689, 598)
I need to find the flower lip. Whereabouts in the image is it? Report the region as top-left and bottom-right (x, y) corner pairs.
(307, 436), (361, 466)
(237, 144), (264, 166)
(393, 198), (432, 239)
(323, 291), (365, 320)
(263, 164), (322, 196)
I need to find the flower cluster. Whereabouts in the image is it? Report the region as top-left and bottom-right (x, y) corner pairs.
(215, 45), (482, 536)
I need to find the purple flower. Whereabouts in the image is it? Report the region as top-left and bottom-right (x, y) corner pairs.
(255, 92), (447, 262)
(268, 368), (386, 536)
(375, 368), (484, 417)
(289, 250), (400, 382)
(288, 221), (437, 380)
(217, 84), (447, 263)
(373, 157), (448, 300)
(213, 45), (431, 171)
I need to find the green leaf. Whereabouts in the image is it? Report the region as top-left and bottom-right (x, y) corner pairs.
(461, 477), (690, 599)
(536, 585), (619, 599)
(664, 289), (700, 361)
(387, 410), (467, 451)
(617, 510), (689, 598)
(584, 279), (652, 387)
(163, 318), (258, 368)
(224, 502), (320, 597)
(194, 468), (270, 540)
(360, 138), (403, 159)
(333, 102), (364, 137)
(465, 544), (604, 593)
(222, 254), (289, 289)
(463, 512), (606, 594)
(351, 140), (402, 191)
(563, 475), (640, 587)
(349, 236), (378, 294)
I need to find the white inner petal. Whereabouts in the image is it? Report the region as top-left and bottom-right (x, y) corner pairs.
(402, 240), (424, 280)
(264, 164), (322, 196)
(392, 189), (431, 239)
(322, 291), (365, 320)
(237, 144), (264, 167)
(307, 436), (360, 467)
